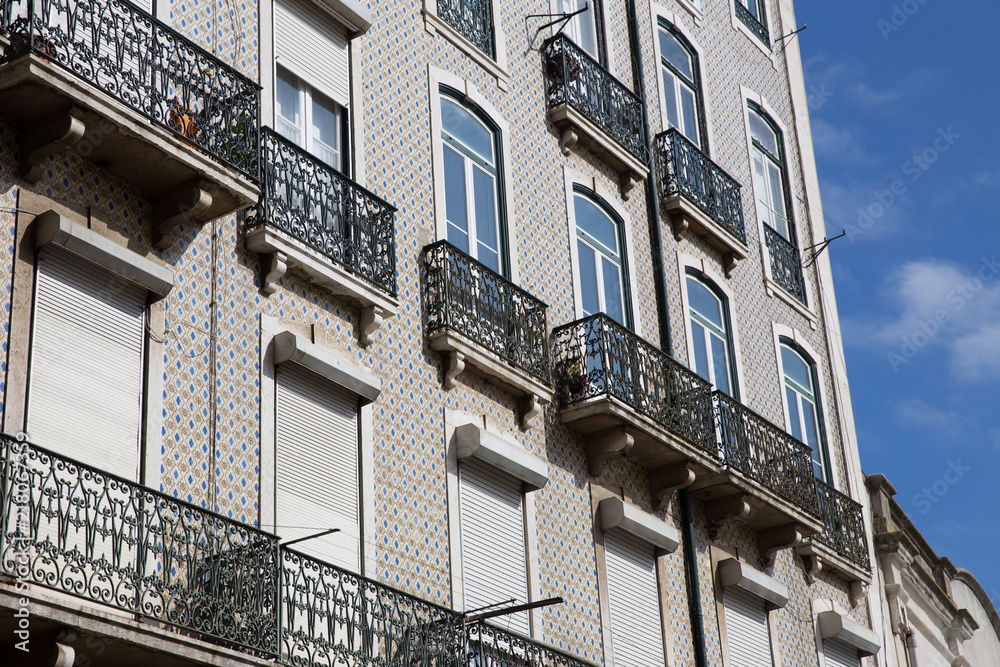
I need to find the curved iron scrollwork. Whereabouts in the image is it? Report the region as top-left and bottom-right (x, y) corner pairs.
(423, 240), (551, 384)
(735, 1), (770, 45)
(254, 128), (398, 297)
(814, 480), (870, 570)
(437, 0), (494, 58)
(713, 391), (820, 517)
(0, 436), (280, 656)
(551, 314), (717, 455)
(763, 224), (807, 305)
(542, 34), (647, 163)
(0, 0), (261, 178)
(281, 548), (465, 667)
(654, 129), (746, 244)
(467, 621), (594, 667)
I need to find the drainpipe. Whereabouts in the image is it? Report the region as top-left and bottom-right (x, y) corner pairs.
(904, 627), (919, 667)
(680, 489), (708, 667)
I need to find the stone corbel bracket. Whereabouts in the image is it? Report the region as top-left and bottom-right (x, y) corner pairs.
(20, 105), (86, 183)
(586, 427), (634, 477)
(706, 493), (751, 539)
(152, 179), (214, 249)
(758, 523), (802, 569)
(650, 461), (697, 510)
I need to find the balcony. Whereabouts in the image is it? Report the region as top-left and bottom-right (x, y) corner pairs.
(735, 1), (769, 45)
(542, 34), (648, 199)
(423, 241), (552, 429)
(0, 434), (465, 666)
(248, 128), (398, 346)
(468, 621), (598, 667)
(653, 129), (749, 277)
(763, 224), (807, 306)
(551, 314), (721, 504)
(435, 0), (494, 58)
(690, 392), (823, 566)
(0, 0), (260, 247)
(798, 480), (871, 590)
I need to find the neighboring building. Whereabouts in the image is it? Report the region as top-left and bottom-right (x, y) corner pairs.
(0, 1), (887, 667)
(868, 474), (1000, 667)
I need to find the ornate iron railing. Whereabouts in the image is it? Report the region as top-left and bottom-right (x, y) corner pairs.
(281, 548), (464, 667)
(423, 241), (550, 384)
(763, 224), (807, 305)
(0, 435), (280, 655)
(436, 0), (494, 58)
(552, 314), (717, 455)
(0, 0), (261, 178)
(654, 128), (746, 245)
(814, 480), (870, 570)
(735, 1), (769, 45)
(713, 392), (819, 517)
(467, 622), (598, 667)
(542, 34), (647, 163)
(254, 128), (398, 296)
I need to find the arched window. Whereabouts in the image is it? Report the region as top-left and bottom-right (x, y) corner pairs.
(573, 188), (630, 328)
(658, 21), (703, 148)
(748, 104), (792, 241)
(440, 91), (506, 276)
(686, 272), (737, 396)
(780, 340), (830, 482)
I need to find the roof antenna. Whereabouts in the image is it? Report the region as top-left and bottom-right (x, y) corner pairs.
(802, 229), (846, 268)
(525, 3), (589, 51)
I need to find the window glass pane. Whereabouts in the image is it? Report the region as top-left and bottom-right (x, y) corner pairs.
(711, 334), (731, 395)
(662, 70), (680, 132)
(781, 346), (812, 393)
(687, 278), (723, 329)
(473, 167), (500, 273)
(577, 242), (600, 317)
(786, 387), (803, 441)
(574, 196), (618, 253)
(749, 111), (778, 156)
(311, 90), (341, 169)
(692, 321), (709, 382)
(601, 257), (625, 325)
(441, 98), (494, 164)
(276, 68), (301, 145)
(767, 162), (787, 236)
(742, 0), (761, 19)
(659, 29), (692, 79)
(801, 400), (819, 449)
(679, 86), (699, 144)
(563, 0), (597, 57)
(444, 146), (470, 254)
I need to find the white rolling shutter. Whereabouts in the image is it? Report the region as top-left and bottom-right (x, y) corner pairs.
(276, 363), (360, 571)
(823, 639), (861, 667)
(459, 458), (529, 636)
(603, 532), (665, 667)
(723, 587), (773, 667)
(28, 247), (146, 480)
(275, 0), (350, 107)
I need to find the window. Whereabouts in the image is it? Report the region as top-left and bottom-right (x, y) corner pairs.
(734, 0), (769, 43)
(748, 105), (790, 240)
(686, 272), (736, 396)
(276, 66), (344, 171)
(780, 340), (829, 482)
(658, 21), (702, 148)
(738, 0), (765, 23)
(573, 188), (631, 328)
(604, 532), (665, 667)
(440, 92), (506, 275)
(559, 0), (604, 64)
(723, 587), (773, 667)
(823, 639), (862, 667)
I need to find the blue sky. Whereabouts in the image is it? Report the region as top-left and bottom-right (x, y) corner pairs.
(797, 2), (1000, 602)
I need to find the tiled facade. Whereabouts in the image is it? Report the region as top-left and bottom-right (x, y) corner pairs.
(0, 0), (885, 666)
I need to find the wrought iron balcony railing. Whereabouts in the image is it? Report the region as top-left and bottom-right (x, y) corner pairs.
(654, 128), (746, 245)
(281, 548), (464, 667)
(436, 0), (494, 58)
(551, 314), (716, 455)
(763, 224), (807, 305)
(468, 621), (597, 667)
(0, 435), (280, 656)
(254, 128), (398, 296)
(0, 0), (260, 178)
(713, 392), (820, 517)
(814, 479), (870, 571)
(424, 241), (550, 384)
(542, 34), (647, 163)
(735, 1), (770, 45)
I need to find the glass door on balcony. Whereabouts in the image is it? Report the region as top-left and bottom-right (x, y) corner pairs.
(574, 193), (628, 327)
(276, 66), (344, 171)
(780, 342), (829, 482)
(686, 275), (736, 397)
(559, 0), (600, 61)
(658, 23), (702, 148)
(748, 107), (789, 239)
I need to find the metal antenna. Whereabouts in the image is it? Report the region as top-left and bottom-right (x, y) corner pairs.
(281, 528), (340, 547)
(525, 3), (589, 50)
(803, 229), (846, 268)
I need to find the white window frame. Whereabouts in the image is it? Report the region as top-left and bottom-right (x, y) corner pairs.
(771, 323), (837, 489)
(740, 89), (818, 322)
(650, 9), (712, 151)
(564, 169), (642, 335)
(275, 66), (345, 170)
(429, 67), (520, 282)
(422, 0), (511, 90)
(548, 0), (615, 76)
(259, 316), (379, 575)
(729, 0), (775, 58)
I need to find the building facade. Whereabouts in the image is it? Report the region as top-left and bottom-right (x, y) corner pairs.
(0, 0), (887, 666)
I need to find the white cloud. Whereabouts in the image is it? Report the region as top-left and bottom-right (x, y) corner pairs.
(892, 398), (961, 432)
(810, 119), (878, 166)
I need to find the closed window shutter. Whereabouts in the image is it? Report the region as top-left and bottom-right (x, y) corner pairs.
(275, 0), (350, 107)
(723, 587), (773, 667)
(603, 532), (665, 667)
(28, 247), (146, 480)
(276, 363), (360, 571)
(459, 458), (529, 636)
(823, 639), (861, 667)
